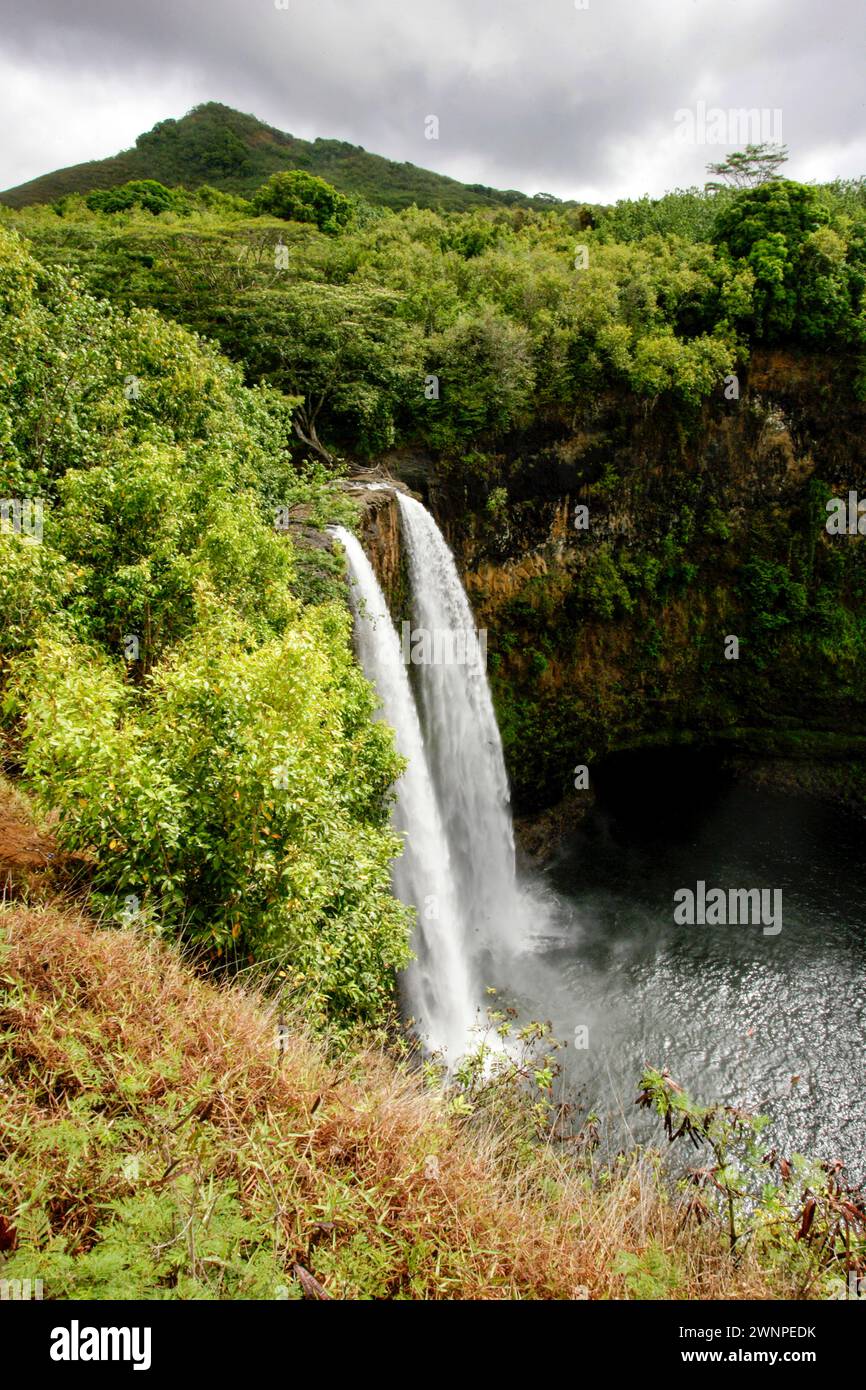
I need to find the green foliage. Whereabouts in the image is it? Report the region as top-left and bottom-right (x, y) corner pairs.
(76, 180), (252, 220)
(713, 179), (866, 344)
(233, 279), (422, 458)
(0, 224), (412, 1033)
(3, 190), (756, 460)
(576, 547), (635, 620)
(705, 142), (789, 191)
(17, 613), (411, 1029)
(628, 329), (733, 404)
(739, 557), (808, 643)
(614, 1242), (685, 1299)
(422, 304), (535, 446)
(597, 187), (733, 244)
(2, 1180), (288, 1301)
(637, 1068), (866, 1294)
(714, 181), (827, 263)
(86, 180), (189, 216)
(436, 1007), (566, 1163)
(0, 534), (72, 672)
(136, 108), (254, 179)
(192, 183), (254, 215)
(253, 170), (352, 234)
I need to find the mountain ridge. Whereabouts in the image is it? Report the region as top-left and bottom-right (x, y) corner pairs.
(0, 100), (558, 212)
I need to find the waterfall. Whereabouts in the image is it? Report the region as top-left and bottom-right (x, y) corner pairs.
(334, 494), (533, 1060)
(396, 494), (524, 957)
(332, 526), (479, 1059)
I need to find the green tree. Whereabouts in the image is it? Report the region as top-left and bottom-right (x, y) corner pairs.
(86, 180), (188, 216)
(706, 142), (789, 191)
(253, 170), (352, 234)
(0, 224), (411, 1034)
(713, 180), (829, 339)
(233, 280), (422, 459)
(18, 609), (412, 1030)
(423, 304), (535, 446)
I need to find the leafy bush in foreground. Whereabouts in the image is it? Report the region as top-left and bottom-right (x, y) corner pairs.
(0, 224), (410, 1031)
(16, 606), (410, 1027)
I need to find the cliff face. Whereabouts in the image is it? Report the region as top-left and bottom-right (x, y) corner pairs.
(372, 349), (866, 814)
(349, 478), (409, 617)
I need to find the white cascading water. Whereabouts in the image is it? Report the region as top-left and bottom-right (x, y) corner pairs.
(332, 525), (479, 1059)
(396, 494), (525, 957)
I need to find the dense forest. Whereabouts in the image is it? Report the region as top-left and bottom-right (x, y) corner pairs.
(5, 151), (866, 809)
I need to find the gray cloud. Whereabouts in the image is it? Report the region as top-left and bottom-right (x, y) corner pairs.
(1, 0), (863, 201)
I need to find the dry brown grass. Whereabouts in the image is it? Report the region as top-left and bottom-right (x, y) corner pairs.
(0, 894), (791, 1301)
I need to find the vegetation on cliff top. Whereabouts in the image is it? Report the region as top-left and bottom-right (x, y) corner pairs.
(3, 154), (866, 806)
(4, 162), (864, 467)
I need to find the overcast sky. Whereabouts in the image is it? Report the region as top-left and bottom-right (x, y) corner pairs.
(1, 0), (864, 203)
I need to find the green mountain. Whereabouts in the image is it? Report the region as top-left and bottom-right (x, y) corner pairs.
(0, 101), (554, 212)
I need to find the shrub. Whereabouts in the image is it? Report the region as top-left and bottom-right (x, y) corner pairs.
(17, 609), (412, 1030)
(253, 171), (353, 234)
(637, 1067), (866, 1295)
(86, 181), (189, 217)
(0, 223), (410, 1035)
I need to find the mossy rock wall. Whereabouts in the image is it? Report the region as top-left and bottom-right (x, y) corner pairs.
(382, 350), (866, 811)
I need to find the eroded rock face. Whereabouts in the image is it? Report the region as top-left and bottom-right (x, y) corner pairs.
(371, 350), (866, 816)
(343, 474), (413, 620)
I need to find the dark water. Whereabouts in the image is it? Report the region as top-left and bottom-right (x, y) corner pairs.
(515, 763), (866, 1178)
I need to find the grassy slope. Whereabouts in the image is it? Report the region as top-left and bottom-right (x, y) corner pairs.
(0, 787), (779, 1301)
(0, 102), (549, 213)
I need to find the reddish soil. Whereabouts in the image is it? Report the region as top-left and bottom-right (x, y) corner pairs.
(0, 813), (56, 869)
(0, 797), (89, 897)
